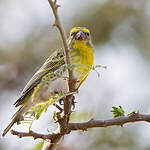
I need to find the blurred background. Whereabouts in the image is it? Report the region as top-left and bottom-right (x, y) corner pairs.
(1, 0), (150, 149)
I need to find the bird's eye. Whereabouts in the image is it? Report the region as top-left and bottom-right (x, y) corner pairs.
(71, 32), (77, 36)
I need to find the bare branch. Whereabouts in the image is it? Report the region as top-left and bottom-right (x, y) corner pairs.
(47, 0), (74, 83)
(11, 113), (150, 141)
(47, 0), (76, 127)
(41, 0), (76, 149)
(68, 113), (150, 131)
(11, 130), (62, 140)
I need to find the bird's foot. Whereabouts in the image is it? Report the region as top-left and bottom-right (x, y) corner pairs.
(59, 98), (64, 105)
(58, 96), (77, 109)
(72, 95), (77, 110)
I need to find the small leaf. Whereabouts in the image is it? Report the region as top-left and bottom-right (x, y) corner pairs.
(36, 106), (45, 120)
(111, 105), (125, 118)
(91, 64), (107, 78)
(128, 110), (136, 116)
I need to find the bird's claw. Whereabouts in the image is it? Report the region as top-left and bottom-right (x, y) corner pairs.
(59, 98), (64, 105)
(72, 95), (77, 110)
(58, 96), (77, 110)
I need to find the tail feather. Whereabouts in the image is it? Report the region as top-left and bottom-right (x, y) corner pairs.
(2, 119), (16, 136)
(2, 108), (22, 136)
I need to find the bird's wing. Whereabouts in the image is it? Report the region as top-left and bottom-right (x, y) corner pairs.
(14, 49), (65, 107)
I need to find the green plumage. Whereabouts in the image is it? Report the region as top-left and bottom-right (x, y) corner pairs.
(14, 49), (65, 107)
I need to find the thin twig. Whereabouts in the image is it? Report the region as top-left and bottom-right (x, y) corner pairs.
(45, 0), (76, 149)
(11, 130), (60, 140)
(47, 0), (75, 128)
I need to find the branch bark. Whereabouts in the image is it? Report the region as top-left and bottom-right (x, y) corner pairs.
(11, 113), (150, 140)
(47, 0), (75, 127)
(44, 0), (76, 149)
(68, 113), (150, 130)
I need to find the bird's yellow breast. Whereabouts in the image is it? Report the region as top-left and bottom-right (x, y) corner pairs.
(70, 40), (93, 84)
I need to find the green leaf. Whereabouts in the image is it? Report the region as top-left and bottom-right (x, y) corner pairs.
(128, 110), (136, 116)
(91, 64), (107, 78)
(36, 105), (45, 120)
(110, 105), (125, 118)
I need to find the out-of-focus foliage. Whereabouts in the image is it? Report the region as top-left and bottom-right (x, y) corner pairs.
(27, 141), (44, 150)
(89, 127), (138, 150)
(70, 111), (93, 122)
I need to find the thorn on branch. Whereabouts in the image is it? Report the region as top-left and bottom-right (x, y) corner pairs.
(11, 130), (22, 138)
(90, 118), (94, 121)
(53, 23), (56, 27)
(55, 4), (61, 9)
(82, 128), (88, 131)
(120, 124), (124, 127)
(103, 121), (107, 127)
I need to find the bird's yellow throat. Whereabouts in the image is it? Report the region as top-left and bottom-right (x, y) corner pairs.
(70, 40), (93, 83)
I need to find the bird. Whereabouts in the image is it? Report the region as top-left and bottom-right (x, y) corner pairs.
(2, 27), (94, 136)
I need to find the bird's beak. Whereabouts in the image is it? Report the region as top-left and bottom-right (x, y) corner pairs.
(75, 31), (86, 40)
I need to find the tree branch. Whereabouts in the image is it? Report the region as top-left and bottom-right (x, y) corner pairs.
(43, 0), (76, 149)
(47, 0), (75, 128)
(68, 113), (150, 131)
(11, 113), (150, 141)
(11, 130), (63, 149)
(11, 130), (57, 140)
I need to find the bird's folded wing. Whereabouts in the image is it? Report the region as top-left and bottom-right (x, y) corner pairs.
(14, 49), (65, 107)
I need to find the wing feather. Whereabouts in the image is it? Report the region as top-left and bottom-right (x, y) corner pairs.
(14, 49), (65, 107)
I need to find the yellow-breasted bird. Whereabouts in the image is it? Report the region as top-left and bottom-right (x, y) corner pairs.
(2, 27), (94, 136)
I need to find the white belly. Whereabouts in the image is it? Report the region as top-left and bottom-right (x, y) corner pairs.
(37, 77), (69, 102)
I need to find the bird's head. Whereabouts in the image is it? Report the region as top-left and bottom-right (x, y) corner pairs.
(68, 27), (92, 46)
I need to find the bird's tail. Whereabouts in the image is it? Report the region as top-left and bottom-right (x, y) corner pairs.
(2, 119), (16, 136)
(2, 107), (22, 136)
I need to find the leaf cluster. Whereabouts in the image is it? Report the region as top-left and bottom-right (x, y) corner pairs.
(110, 105), (136, 118)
